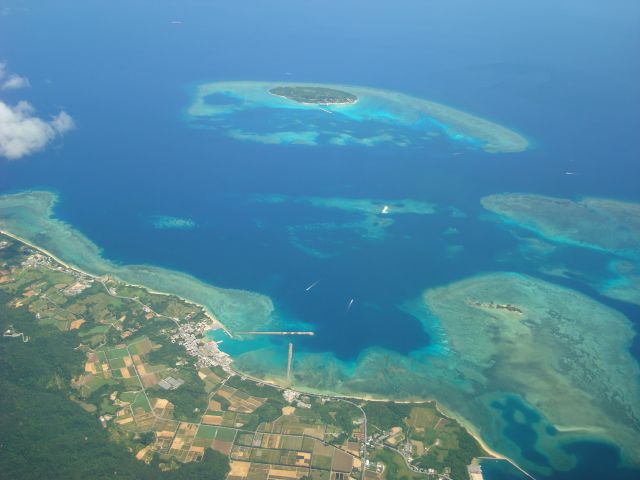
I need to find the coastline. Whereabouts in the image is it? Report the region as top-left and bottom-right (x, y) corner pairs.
(0, 228), (232, 336)
(0, 226), (534, 478)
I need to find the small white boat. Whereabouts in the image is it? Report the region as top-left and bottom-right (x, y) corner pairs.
(305, 280), (320, 292)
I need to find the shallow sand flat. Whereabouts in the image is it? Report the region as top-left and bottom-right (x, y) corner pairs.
(481, 193), (640, 304)
(0, 190), (274, 332)
(481, 193), (640, 254)
(600, 260), (640, 305)
(186, 81), (529, 154)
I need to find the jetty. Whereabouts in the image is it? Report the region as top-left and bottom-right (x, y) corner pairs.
(235, 331), (315, 336)
(287, 342), (293, 382)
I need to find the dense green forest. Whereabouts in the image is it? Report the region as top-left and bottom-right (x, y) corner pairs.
(414, 431), (484, 480)
(363, 402), (412, 431)
(0, 290), (229, 479)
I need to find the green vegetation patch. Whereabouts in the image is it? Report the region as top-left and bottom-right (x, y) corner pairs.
(413, 426), (483, 480)
(269, 85), (357, 105)
(225, 376), (282, 400)
(236, 432), (255, 446)
(372, 448), (423, 480)
(281, 436), (303, 450)
(364, 402), (411, 431)
(196, 425), (219, 439)
(406, 404), (439, 429)
(216, 428), (237, 442)
(301, 437), (315, 452)
(132, 392), (152, 413)
(78, 375), (111, 398)
(311, 454), (333, 470)
(128, 336), (153, 355)
(109, 357), (127, 369)
(107, 347), (130, 360)
(309, 469), (331, 480)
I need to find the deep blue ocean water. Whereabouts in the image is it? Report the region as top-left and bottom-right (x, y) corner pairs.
(1, 1), (640, 478)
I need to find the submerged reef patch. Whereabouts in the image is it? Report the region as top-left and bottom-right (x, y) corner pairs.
(150, 215), (197, 230)
(481, 193), (640, 255)
(254, 195), (436, 256)
(482, 193), (640, 304)
(421, 273), (640, 472)
(227, 129), (319, 145)
(600, 260), (640, 305)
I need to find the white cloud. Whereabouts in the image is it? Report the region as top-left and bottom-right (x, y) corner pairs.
(0, 100), (74, 160)
(0, 61), (30, 90)
(2, 74), (30, 90)
(0, 61), (73, 160)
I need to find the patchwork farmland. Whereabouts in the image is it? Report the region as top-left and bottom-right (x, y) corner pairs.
(0, 232), (487, 479)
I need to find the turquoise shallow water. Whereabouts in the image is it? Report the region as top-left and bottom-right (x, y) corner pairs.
(1, 1), (640, 478)
(185, 81), (522, 152)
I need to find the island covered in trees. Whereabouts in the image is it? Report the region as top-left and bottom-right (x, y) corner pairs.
(269, 86), (358, 105)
